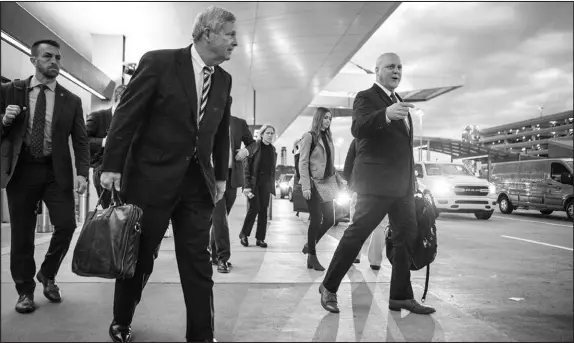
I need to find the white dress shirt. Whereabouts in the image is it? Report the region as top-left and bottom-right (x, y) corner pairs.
(190, 44), (214, 118)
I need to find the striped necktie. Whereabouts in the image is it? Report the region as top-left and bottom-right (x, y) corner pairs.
(198, 66), (212, 127)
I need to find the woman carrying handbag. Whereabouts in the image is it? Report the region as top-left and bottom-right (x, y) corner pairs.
(298, 107), (345, 271)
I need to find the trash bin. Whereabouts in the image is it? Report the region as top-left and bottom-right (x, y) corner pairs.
(36, 202), (54, 233)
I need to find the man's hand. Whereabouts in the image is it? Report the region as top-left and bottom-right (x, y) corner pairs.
(101, 172), (122, 191)
(243, 188), (254, 199)
(102, 136), (107, 147)
(76, 175), (88, 194)
(2, 105), (26, 126)
(215, 180), (226, 202)
(386, 102), (414, 121)
(235, 148), (249, 161)
(303, 189), (311, 200)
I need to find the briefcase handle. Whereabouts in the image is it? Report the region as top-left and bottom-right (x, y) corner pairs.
(93, 188), (124, 210)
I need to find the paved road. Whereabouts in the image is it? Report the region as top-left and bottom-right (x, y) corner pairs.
(1, 195), (572, 342)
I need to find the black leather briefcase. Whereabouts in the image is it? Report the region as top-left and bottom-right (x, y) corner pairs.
(72, 189), (143, 279)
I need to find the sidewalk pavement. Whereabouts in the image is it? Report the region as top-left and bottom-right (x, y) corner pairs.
(1, 196), (514, 342)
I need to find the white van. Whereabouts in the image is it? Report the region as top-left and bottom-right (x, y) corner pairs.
(414, 162), (498, 220)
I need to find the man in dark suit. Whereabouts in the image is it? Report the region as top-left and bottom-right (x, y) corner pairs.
(210, 111), (256, 273)
(86, 84), (126, 209)
(0, 39), (89, 314)
(319, 53), (436, 315)
(99, 6), (237, 342)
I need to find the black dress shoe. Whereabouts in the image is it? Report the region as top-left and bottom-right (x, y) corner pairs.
(211, 258), (218, 266)
(354, 258), (360, 263)
(389, 299), (436, 314)
(15, 294), (36, 314)
(302, 243), (308, 254)
(319, 283), (339, 313)
(36, 270), (61, 302)
(370, 264), (381, 270)
(239, 235), (249, 247)
(109, 321), (132, 342)
(256, 240), (268, 248)
(217, 260), (230, 273)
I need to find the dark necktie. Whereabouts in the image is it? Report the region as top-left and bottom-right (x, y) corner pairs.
(198, 66), (212, 127)
(390, 92), (410, 133)
(30, 84), (48, 157)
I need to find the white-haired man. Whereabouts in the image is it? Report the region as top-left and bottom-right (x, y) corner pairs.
(100, 6), (237, 342)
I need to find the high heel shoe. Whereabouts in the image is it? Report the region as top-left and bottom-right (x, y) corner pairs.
(307, 254), (325, 271)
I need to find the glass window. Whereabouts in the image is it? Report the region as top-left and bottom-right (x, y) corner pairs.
(551, 163), (569, 182)
(424, 163), (474, 176)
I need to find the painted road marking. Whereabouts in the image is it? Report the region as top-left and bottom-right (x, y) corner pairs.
(494, 215), (572, 228)
(501, 235), (573, 251)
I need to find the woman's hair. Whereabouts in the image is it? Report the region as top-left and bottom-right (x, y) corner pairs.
(258, 123), (276, 142)
(310, 107), (332, 141)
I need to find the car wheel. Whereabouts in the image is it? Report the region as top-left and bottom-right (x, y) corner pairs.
(474, 211), (493, 220)
(540, 210), (553, 215)
(565, 200), (573, 222)
(288, 189), (293, 202)
(498, 195), (513, 214)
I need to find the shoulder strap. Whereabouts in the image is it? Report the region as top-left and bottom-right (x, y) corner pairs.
(421, 265), (430, 303)
(308, 131), (317, 154)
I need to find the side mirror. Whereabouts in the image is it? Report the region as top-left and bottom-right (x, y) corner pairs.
(560, 172), (573, 185)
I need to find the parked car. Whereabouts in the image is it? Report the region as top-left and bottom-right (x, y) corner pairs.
(490, 158), (573, 221)
(415, 161), (498, 220)
(276, 174), (294, 199)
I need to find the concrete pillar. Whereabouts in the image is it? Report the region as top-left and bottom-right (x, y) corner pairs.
(87, 34), (125, 212)
(426, 140), (431, 161)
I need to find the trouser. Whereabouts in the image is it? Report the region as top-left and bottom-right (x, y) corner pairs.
(240, 185), (270, 241)
(210, 169), (237, 262)
(351, 192), (387, 265)
(305, 186), (334, 255)
(112, 159), (215, 341)
(323, 193), (418, 300)
(92, 165), (112, 209)
(6, 151), (77, 296)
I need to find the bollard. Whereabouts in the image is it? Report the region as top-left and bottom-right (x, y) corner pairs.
(36, 202), (54, 233)
(78, 193), (88, 225)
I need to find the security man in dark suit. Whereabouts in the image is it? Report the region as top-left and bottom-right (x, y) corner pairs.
(210, 110), (256, 273)
(86, 84), (126, 208)
(319, 52), (436, 315)
(0, 39), (89, 314)
(99, 6), (238, 342)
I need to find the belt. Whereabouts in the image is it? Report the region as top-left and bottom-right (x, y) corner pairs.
(20, 144), (52, 164)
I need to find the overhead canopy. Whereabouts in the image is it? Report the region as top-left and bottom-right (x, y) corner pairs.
(412, 136), (524, 162)
(17, 2), (401, 137)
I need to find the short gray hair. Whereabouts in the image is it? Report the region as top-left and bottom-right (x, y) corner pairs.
(192, 6), (236, 42)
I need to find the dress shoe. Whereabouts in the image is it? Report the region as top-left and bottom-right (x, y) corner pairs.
(36, 270), (61, 302)
(239, 235), (249, 247)
(15, 294), (36, 314)
(211, 258), (218, 266)
(187, 339), (217, 342)
(389, 299), (436, 314)
(302, 243), (308, 254)
(109, 321), (132, 342)
(370, 264), (381, 270)
(217, 260), (231, 273)
(319, 283), (339, 313)
(256, 240), (268, 248)
(354, 258), (360, 263)
(307, 254), (325, 271)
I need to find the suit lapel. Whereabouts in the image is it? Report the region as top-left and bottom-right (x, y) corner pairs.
(372, 84), (393, 107)
(53, 84), (67, 134)
(177, 45), (198, 126)
(21, 77), (32, 128)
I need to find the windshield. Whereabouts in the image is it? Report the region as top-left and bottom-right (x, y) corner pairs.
(283, 175), (293, 181)
(425, 163), (474, 176)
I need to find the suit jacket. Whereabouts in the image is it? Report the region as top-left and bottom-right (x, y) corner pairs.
(298, 131), (343, 192)
(101, 45), (231, 206)
(229, 116), (256, 189)
(243, 141), (277, 196)
(343, 138), (356, 188)
(0, 76), (89, 190)
(86, 107), (112, 168)
(350, 84), (416, 197)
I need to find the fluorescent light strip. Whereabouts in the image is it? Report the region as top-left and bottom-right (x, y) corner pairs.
(1, 31), (106, 100)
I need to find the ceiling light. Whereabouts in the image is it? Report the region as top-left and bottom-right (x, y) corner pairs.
(1, 30), (106, 100)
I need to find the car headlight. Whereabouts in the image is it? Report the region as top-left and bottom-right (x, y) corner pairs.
(280, 182), (289, 188)
(335, 192), (351, 205)
(488, 183), (496, 194)
(431, 181), (453, 197)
